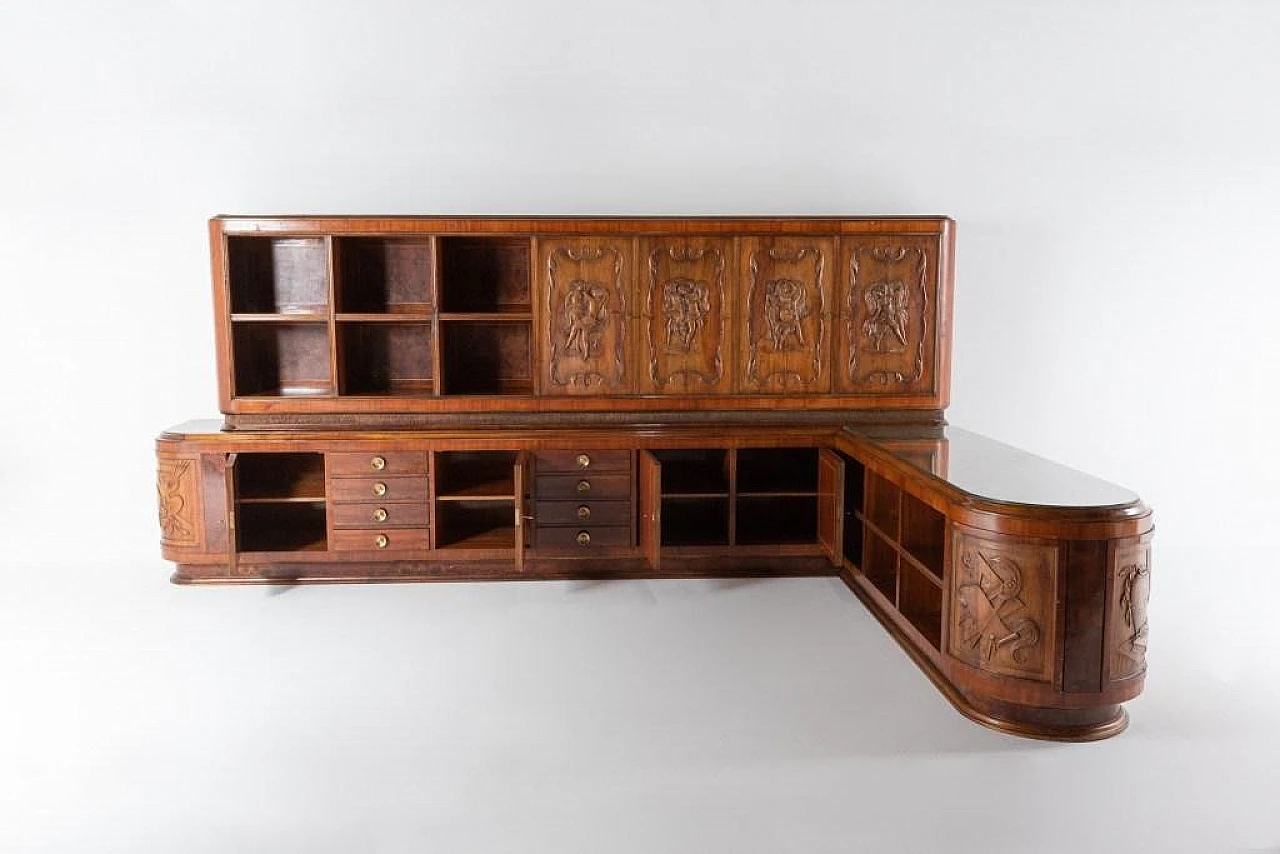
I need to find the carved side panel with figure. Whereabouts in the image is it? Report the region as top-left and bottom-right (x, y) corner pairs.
(738, 237), (833, 393)
(638, 237), (733, 394)
(541, 239), (633, 395)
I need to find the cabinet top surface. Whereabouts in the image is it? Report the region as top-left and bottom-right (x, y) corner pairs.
(854, 425), (1141, 509)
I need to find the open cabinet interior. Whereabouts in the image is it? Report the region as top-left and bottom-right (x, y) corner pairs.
(228, 237), (328, 316)
(434, 451), (520, 548)
(735, 448), (819, 545)
(233, 453), (327, 552)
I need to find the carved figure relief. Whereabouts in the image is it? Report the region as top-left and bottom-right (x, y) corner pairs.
(840, 242), (932, 392)
(157, 457), (199, 546)
(949, 532), (1057, 682)
(562, 279), (610, 360)
(1108, 542), (1151, 681)
(545, 243), (629, 393)
(862, 280), (909, 353)
(742, 241), (830, 392)
(661, 278), (710, 353)
(763, 279), (810, 351)
(642, 241), (728, 392)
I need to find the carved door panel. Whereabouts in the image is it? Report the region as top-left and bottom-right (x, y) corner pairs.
(1105, 534), (1151, 684)
(836, 236), (938, 395)
(948, 527), (1059, 683)
(540, 238), (633, 395)
(738, 237), (833, 393)
(638, 451), (661, 572)
(637, 237), (733, 394)
(514, 452), (531, 572)
(817, 448), (844, 567)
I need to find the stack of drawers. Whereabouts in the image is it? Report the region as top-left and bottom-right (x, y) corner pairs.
(533, 451), (633, 550)
(328, 452), (430, 553)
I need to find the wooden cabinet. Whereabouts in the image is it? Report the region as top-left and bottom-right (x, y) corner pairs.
(161, 214), (1151, 743)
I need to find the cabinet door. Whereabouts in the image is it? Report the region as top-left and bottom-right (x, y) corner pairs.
(224, 452), (240, 575)
(638, 237), (733, 394)
(540, 238), (634, 395)
(817, 448), (844, 566)
(738, 237), (834, 393)
(836, 236), (939, 394)
(638, 451), (661, 571)
(514, 452), (531, 571)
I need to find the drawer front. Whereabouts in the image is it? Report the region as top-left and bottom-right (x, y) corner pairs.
(534, 473), (631, 500)
(330, 528), (430, 553)
(535, 500), (632, 527)
(330, 476), (429, 503)
(534, 525), (631, 549)
(534, 450), (631, 473)
(329, 452), (429, 477)
(332, 502), (430, 529)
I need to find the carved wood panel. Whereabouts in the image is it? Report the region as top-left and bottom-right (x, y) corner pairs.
(1106, 538), (1151, 682)
(738, 237), (833, 393)
(837, 237), (938, 394)
(949, 529), (1058, 683)
(638, 237), (733, 394)
(157, 456), (201, 547)
(540, 239), (633, 395)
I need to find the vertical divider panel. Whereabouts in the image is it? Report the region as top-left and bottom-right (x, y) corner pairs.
(223, 452), (239, 575)
(727, 448), (738, 546)
(514, 452), (530, 571)
(324, 236), (339, 396)
(429, 236), (443, 397)
(529, 237), (541, 396)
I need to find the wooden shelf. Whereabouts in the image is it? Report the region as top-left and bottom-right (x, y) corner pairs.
(231, 313), (328, 323)
(336, 312), (433, 322)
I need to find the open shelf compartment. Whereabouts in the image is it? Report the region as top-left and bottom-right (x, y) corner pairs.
(901, 492), (945, 579)
(227, 236), (328, 316)
(233, 453), (327, 552)
(232, 321), (332, 397)
(439, 320), (532, 395)
(338, 321), (434, 396)
(438, 237), (531, 314)
(334, 237), (434, 315)
(735, 447), (819, 494)
(435, 451), (517, 498)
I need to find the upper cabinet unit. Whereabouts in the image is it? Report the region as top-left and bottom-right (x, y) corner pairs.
(211, 217), (953, 423)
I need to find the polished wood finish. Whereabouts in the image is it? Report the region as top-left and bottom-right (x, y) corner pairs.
(161, 214), (1151, 742)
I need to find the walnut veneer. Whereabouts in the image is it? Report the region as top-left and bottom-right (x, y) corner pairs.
(157, 216), (1151, 741)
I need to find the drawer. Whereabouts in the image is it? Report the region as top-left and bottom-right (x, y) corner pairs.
(330, 528), (429, 553)
(332, 502), (429, 529)
(330, 476), (429, 503)
(534, 525), (631, 549)
(534, 473), (631, 500)
(535, 500), (632, 527)
(329, 452), (428, 477)
(534, 450), (631, 473)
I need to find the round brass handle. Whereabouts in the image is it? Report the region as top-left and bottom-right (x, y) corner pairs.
(371, 456), (387, 471)
(374, 534), (389, 549)
(577, 479), (591, 494)
(373, 507), (388, 522)
(577, 505), (591, 520)
(576, 530), (591, 546)
(372, 482), (387, 496)
(576, 453), (591, 469)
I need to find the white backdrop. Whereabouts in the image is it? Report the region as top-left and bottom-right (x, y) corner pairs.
(2, 2), (1277, 851)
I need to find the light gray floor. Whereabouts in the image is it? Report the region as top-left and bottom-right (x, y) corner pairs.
(2, 561), (1276, 853)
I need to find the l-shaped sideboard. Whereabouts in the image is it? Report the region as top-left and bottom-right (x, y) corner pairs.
(156, 216), (1151, 741)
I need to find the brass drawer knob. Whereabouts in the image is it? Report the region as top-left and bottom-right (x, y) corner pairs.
(577, 504), (591, 520)
(577, 479), (591, 494)
(372, 482), (387, 496)
(371, 456), (387, 470)
(374, 534), (389, 549)
(373, 507), (388, 522)
(576, 453), (591, 469)
(576, 530), (591, 546)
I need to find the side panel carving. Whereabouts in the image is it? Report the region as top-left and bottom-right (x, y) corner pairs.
(638, 238), (732, 394)
(1107, 539), (1151, 682)
(837, 237), (938, 394)
(738, 237), (833, 393)
(541, 239), (633, 395)
(158, 456), (201, 547)
(949, 529), (1058, 683)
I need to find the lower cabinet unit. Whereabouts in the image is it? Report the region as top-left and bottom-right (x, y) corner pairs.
(157, 420), (1152, 742)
